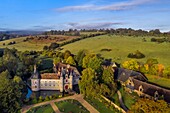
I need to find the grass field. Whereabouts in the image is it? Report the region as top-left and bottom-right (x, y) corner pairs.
(80, 31), (105, 35)
(0, 37), (49, 51)
(146, 74), (170, 89)
(85, 97), (119, 113)
(55, 99), (89, 113)
(0, 35), (79, 51)
(27, 104), (54, 113)
(61, 35), (170, 67)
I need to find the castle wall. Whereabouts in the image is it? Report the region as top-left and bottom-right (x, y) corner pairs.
(73, 77), (79, 85)
(40, 79), (60, 90)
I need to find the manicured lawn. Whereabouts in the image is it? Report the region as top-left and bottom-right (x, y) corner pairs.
(27, 104), (54, 113)
(85, 97), (119, 113)
(61, 35), (170, 67)
(55, 99), (89, 113)
(146, 74), (170, 89)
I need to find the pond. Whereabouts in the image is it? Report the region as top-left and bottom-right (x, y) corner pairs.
(26, 87), (32, 99)
(26, 87), (62, 99)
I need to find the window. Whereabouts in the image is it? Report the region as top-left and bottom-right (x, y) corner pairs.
(53, 81), (55, 86)
(49, 81), (51, 86)
(41, 83), (43, 87)
(45, 81), (47, 86)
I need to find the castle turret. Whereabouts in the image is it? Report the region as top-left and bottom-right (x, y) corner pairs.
(53, 63), (57, 73)
(31, 65), (40, 91)
(69, 71), (73, 90)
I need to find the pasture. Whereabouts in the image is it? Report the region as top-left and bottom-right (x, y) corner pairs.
(61, 35), (170, 67)
(0, 35), (79, 51)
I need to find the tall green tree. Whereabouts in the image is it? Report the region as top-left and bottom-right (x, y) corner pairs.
(102, 66), (117, 96)
(88, 55), (103, 73)
(53, 57), (61, 65)
(64, 50), (71, 60)
(79, 68), (99, 97)
(76, 50), (87, 66)
(2, 48), (18, 77)
(0, 71), (23, 113)
(82, 54), (95, 68)
(66, 56), (76, 65)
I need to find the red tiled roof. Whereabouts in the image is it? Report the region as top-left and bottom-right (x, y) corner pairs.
(41, 73), (60, 79)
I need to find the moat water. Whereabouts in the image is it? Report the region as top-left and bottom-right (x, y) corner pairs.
(26, 87), (62, 98)
(26, 88), (32, 99)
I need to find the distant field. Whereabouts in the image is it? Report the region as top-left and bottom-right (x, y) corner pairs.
(0, 35), (79, 51)
(61, 35), (170, 67)
(80, 31), (105, 35)
(0, 37), (48, 51)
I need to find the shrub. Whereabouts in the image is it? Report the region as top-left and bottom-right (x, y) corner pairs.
(32, 98), (38, 104)
(100, 48), (112, 52)
(43, 46), (49, 50)
(38, 96), (43, 103)
(45, 96), (49, 101)
(151, 38), (157, 42)
(127, 50), (145, 59)
(49, 42), (59, 50)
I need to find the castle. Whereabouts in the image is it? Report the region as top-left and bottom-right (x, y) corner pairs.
(30, 63), (80, 92)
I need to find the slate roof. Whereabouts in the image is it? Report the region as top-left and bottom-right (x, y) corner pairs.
(31, 71), (41, 79)
(31, 63), (80, 79)
(114, 68), (148, 82)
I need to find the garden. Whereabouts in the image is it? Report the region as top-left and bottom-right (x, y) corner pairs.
(55, 99), (89, 113)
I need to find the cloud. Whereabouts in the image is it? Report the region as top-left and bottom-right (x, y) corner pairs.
(32, 25), (56, 30)
(0, 27), (14, 31)
(67, 22), (123, 29)
(56, 0), (156, 12)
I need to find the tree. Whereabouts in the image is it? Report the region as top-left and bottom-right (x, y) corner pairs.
(157, 64), (164, 77)
(88, 55), (103, 73)
(76, 50), (87, 66)
(53, 57), (61, 65)
(64, 50), (71, 60)
(2, 48), (18, 77)
(82, 54), (95, 68)
(0, 71), (23, 113)
(122, 59), (139, 71)
(146, 58), (158, 67)
(163, 66), (170, 78)
(102, 66), (117, 96)
(66, 56), (76, 65)
(43, 46), (49, 50)
(79, 68), (99, 97)
(49, 42), (59, 50)
(129, 98), (170, 113)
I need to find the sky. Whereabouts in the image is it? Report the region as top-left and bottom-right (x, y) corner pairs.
(0, 0), (170, 32)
